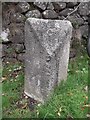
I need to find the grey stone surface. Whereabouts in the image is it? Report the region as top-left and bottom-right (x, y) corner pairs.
(0, 28), (10, 43)
(69, 48), (76, 59)
(67, 2), (78, 8)
(10, 13), (26, 23)
(59, 8), (74, 16)
(78, 2), (90, 16)
(16, 2), (30, 13)
(3, 57), (17, 63)
(15, 44), (25, 54)
(2, 4), (16, 27)
(82, 16), (88, 21)
(9, 23), (24, 43)
(58, 16), (65, 20)
(2, 44), (8, 57)
(79, 25), (88, 39)
(34, 2), (47, 10)
(25, 10), (41, 18)
(67, 13), (84, 27)
(17, 53), (25, 62)
(53, 2), (66, 12)
(46, 3), (54, 10)
(2, 44), (17, 58)
(42, 10), (58, 19)
(72, 24), (88, 42)
(24, 18), (72, 103)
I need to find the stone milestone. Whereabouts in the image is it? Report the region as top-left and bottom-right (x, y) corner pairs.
(24, 18), (72, 103)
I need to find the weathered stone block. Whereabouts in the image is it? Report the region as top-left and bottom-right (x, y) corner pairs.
(25, 10), (41, 18)
(24, 18), (72, 103)
(78, 2), (90, 16)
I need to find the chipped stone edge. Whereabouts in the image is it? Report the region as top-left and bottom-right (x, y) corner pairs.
(24, 91), (44, 103)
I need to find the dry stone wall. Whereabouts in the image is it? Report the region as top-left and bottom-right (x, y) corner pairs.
(2, 2), (90, 62)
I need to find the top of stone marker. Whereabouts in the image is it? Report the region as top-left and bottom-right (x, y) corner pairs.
(26, 17), (72, 27)
(25, 18), (72, 56)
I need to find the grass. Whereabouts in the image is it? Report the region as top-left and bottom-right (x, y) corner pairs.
(2, 45), (89, 118)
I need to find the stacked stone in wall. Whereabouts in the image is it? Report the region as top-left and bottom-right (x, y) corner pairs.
(1, 2), (90, 62)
